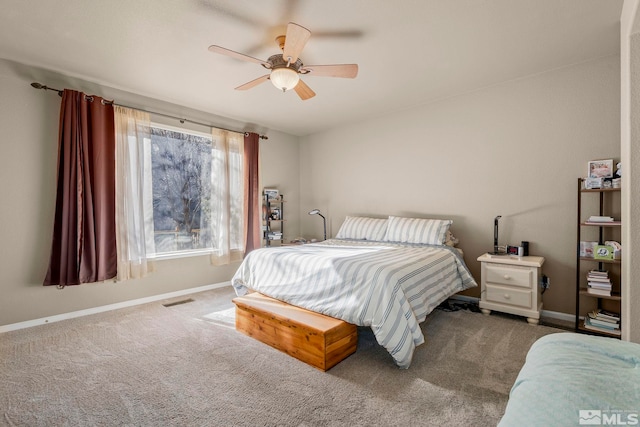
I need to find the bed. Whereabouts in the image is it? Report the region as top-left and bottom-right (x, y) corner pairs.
(231, 215), (478, 368)
(499, 333), (640, 426)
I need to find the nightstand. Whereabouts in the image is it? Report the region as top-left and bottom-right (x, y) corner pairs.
(477, 253), (545, 325)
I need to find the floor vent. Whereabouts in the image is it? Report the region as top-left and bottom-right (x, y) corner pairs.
(162, 298), (195, 307)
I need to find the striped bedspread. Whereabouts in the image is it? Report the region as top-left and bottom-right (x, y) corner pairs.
(231, 239), (477, 368)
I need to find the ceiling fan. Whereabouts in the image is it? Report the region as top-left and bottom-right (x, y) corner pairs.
(208, 22), (358, 101)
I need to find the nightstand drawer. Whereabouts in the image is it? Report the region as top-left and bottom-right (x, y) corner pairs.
(485, 264), (533, 289)
(486, 285), (532, 308)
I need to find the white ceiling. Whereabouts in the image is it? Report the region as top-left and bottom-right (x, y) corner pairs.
(0, 0), (624, 136)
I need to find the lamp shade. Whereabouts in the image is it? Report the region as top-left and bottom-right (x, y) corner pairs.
(270, 67), (299, 92)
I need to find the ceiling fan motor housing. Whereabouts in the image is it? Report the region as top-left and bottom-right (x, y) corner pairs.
(266, 54), (303, 72)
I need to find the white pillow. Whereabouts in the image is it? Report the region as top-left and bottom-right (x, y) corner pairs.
(382, 216), (453, 245)
(335, 216), (388, 241)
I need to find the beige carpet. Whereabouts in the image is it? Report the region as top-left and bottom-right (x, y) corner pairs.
(0, 287), (562, 426)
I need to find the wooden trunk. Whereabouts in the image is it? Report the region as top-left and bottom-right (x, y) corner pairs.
(232, 292), (358, 371)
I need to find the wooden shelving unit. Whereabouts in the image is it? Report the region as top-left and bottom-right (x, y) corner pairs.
(575, 178), (622, 338)
(264, 192), (285, 247)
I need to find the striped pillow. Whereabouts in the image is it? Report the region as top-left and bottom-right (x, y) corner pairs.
(382, 216), (453, 245)
(335, 216), (388, 241)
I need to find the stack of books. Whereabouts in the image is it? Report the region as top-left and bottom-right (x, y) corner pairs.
(267, 231), (283, 240)
(586, 270), (612, 296)
(585, 215), (620, 225)
(584, 309), (621, 336)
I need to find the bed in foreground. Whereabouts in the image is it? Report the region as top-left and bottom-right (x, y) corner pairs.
(231, 215), (477, 368)
(499, 333), (640, 426)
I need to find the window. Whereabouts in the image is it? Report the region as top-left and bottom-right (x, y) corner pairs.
(149, 124), (244, 257)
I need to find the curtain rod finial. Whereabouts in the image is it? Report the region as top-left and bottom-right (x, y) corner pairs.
(31, 82), (63, 96)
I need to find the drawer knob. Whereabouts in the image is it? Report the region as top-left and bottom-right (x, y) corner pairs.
(503, 275), (511, 280)
(503, 294), (511, 300)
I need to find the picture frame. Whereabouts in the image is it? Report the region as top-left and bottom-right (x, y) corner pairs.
(587, 159), (614, 179)
(594, 245), (615, 261)
(269, 207), (281, 220)
(580, 241), (598, 258)
(263, 188), (279, 200)
(585, 177), (603, 189)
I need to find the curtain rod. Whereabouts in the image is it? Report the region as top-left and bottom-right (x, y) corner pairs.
(30, 82), (268, 140)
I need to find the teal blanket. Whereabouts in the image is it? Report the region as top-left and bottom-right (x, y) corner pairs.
(499, 333), (640, 426)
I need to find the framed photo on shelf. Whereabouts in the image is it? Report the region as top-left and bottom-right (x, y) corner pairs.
(587, 159), (614, 178)
(270, 207), (281, 220)
(594, 245), (615, 260)
(263, 188), (279, 200)
(580, 241), (598, 258)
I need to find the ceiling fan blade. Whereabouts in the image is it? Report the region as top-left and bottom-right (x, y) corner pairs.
(235, 75), (270, 90)
(282, 22), (311, 63)
(294, 79), (315, 101)
(208, 45), (271, 67)
(301, 64), (358, 78)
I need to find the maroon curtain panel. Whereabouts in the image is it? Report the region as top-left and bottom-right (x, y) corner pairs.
(243, 132), (261, 256)
(44, 90), (117, 287)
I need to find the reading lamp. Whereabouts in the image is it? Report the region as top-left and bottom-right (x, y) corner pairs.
(492, 215), (502, 254)
(308, 209), (326, 241)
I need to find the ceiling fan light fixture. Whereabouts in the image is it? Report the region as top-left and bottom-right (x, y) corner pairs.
(270, 67), (299, 92)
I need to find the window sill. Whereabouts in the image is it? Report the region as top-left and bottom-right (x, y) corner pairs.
(153, 249), (213, 261)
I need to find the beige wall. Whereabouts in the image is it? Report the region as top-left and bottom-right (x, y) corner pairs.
(299, 56), (621, 316)
(0, 58), (300, 327)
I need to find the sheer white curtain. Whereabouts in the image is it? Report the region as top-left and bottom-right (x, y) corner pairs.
(114, 106), (156, 280)
(208, 128), (245, 265)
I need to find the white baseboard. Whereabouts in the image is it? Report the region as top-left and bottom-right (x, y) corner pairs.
(448, 295), (574, 323)
(3, 286), (575, 334)
(0, 281), (232, 334)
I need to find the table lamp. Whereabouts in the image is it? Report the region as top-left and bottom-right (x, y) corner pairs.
(308, 209), (326, 241)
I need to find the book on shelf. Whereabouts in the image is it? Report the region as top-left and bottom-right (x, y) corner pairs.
(587, 277), (611, 284)
(588, 283), (611, 291)
(587, 319), (618, 330)
(586, 287), (611, 296)
(587, 276), (611, 283)
(584, 317), (621, 335)
(587, 272), (610, 281)
(587, 215), (615, 222)
(587, 312), (619, 328)
(587, 272), (611, 283)
(587, 269), (608, 277)
(591, 309), (620, 322)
